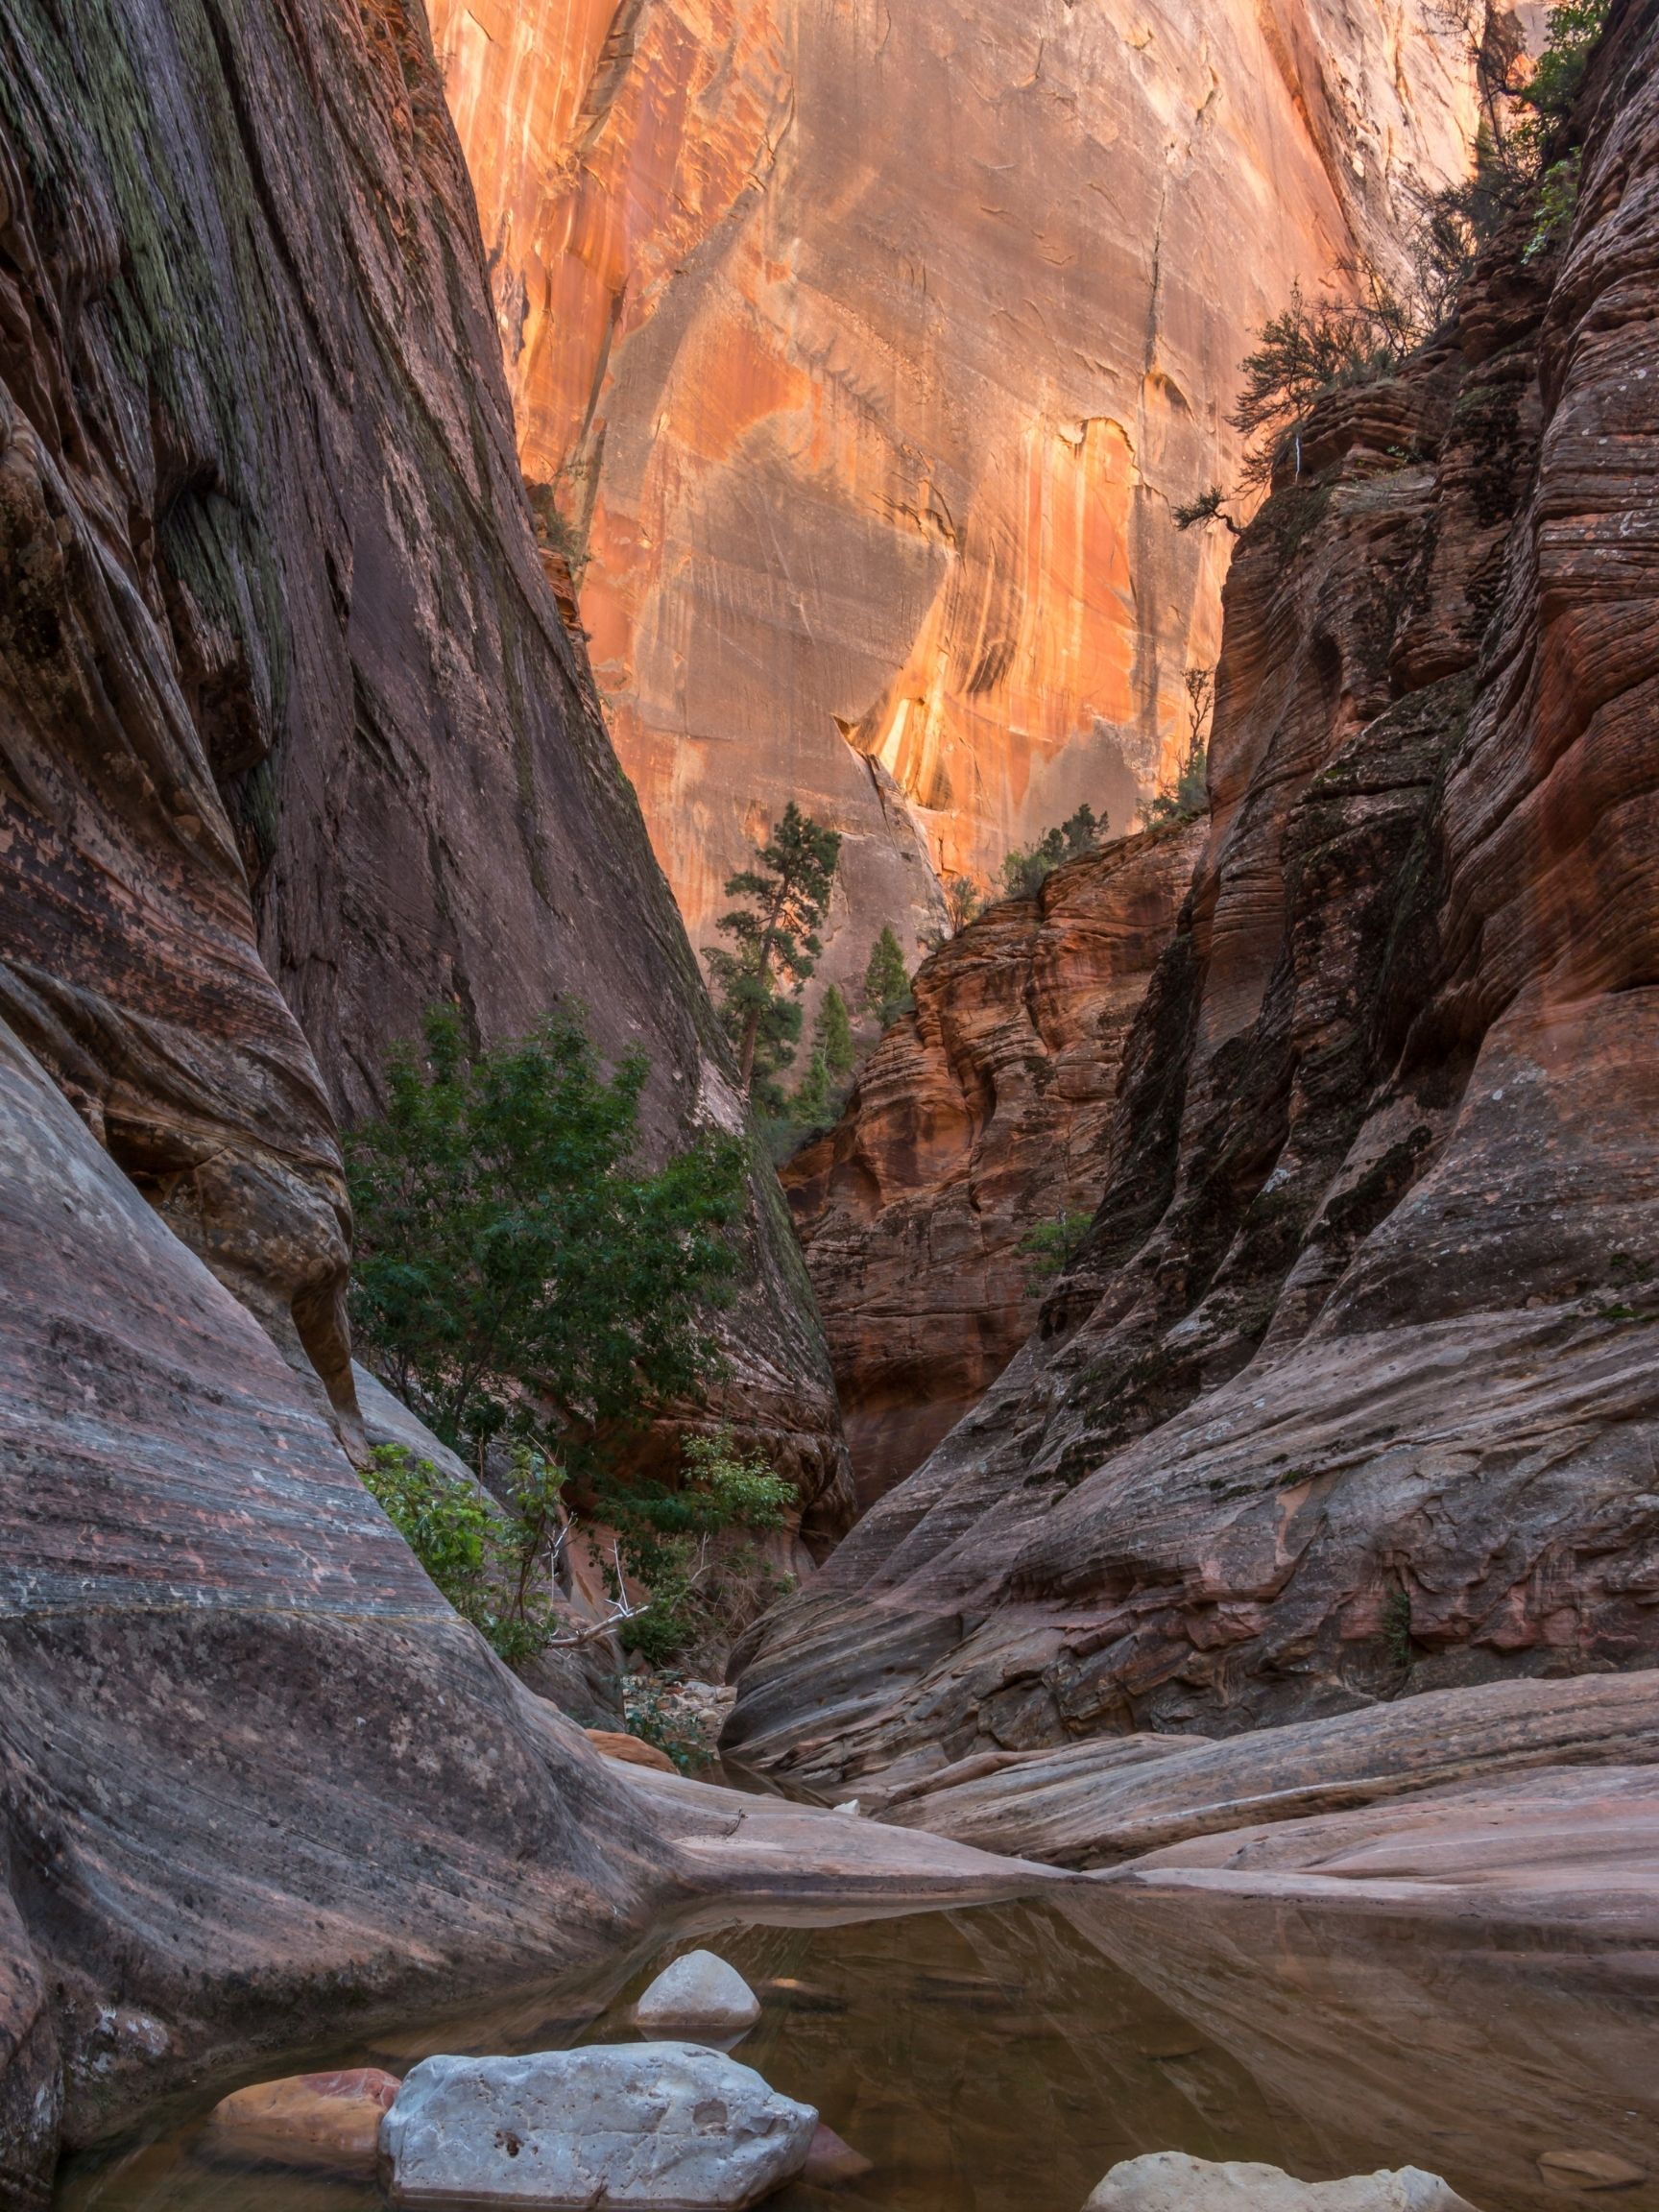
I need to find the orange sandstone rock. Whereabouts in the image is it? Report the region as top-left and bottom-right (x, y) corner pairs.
(431, 0), (1521, 979)
(202, 2068), (400, 2174)
(585, 1728), (679, 1773)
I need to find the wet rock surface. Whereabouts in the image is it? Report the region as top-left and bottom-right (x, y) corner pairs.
(201, 2070), (400, 2176)
(1084, 2154), (1477, 2212)
(782, 827), (1203, 1506)
(379, 2043), (817, 2208)
(633, 1953), (761, 2037)
(727, 0), (1659, 1794)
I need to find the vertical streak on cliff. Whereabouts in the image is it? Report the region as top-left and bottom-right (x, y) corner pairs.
(431, 0), (1502, 998)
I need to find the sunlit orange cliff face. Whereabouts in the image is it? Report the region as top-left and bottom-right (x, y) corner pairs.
(432, 0), (1509, 980)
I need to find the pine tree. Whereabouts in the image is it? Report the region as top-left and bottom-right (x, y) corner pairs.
(814, 984), (855, 1081)
(862, 926), (912, 1028)
(789, 1046), (832, 1128)
(704, 802), (841, 1105)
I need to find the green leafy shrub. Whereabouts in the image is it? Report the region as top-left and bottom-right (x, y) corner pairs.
(604, 1429), (794, 1668)
(1525, 0), (1609, 120)
(1018, 1209), (1095, 1291)
(347, 1003), (745, 1478)
(360, 1442), (564, 1663)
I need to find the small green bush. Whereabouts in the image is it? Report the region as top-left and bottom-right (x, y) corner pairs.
(360, 1442), (564, 1663)
(604, 1429), (794, 1667)
(347, 1003), (745, 1478)
(1019, 1209), (1095, 1291)
(998, 805), (1104, 901)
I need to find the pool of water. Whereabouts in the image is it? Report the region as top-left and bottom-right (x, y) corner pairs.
(54, 1882), (1659, 2212)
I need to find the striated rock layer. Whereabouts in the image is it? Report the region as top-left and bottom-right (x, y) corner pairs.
(727, 0), (1659, 1794)
(431, 0), (1517, 978)
(0, 0), (849, 1530)
(782, 825), (1202, 1505)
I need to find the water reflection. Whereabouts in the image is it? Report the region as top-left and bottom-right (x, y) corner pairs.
(55, 1886), (1659, 2212)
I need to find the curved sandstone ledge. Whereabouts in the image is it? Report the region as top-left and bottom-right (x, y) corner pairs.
(1098, 1762), (1659, 1937)
(867, 1671), (1659, 1868)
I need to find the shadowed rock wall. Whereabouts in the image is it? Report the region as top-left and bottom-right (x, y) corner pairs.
(781, 825), (1203, 1506)
(431, 0), (1519, 983)
(0, 0), (850, 1530)
(726, 0), (1659, 1795)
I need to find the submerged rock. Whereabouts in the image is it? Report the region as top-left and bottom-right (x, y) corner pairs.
(1537, 2150), (1647, 2190)
(803, 2122), (876, 2187)
(1084, 2152), (1478, 2211)
(203, 2068), (400, 2174)
(634, 1952), (761, 2035)
(380, 2044), (816, 2207)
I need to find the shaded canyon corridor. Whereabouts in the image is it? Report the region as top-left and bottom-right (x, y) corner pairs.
(0, 0), (1656, 2207)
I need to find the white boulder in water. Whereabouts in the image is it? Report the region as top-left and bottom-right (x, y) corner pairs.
(1084, 2153), (1479, 2212)
(380, 2043), (816, 2208)
(633, 1949), (761, 2035)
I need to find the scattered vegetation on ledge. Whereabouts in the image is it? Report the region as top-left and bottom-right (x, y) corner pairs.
(1174, 0), (1611, 513)
(998, 802), (1106, 899)
(1144, 668), (1214, 831)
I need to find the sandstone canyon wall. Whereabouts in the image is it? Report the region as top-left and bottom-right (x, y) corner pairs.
(0, 0), (850, 1534)
(782, 823), (1203, 1506)
(432, 0), (1517, 986)
(0, 0), (861, 2179)
(727, 0), (1659, 1796)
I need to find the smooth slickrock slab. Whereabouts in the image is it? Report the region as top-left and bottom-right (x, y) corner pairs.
(875, 1673), (1659, 1866)
(1084, 2153), (1477, 2212)
(379, 2045), (816, 2208)
(633, 1953), (759, 2036)
(202, 2069), (400, 2175)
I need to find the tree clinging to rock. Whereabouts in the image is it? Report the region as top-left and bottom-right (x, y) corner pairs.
(705, 803), (842, 1108)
